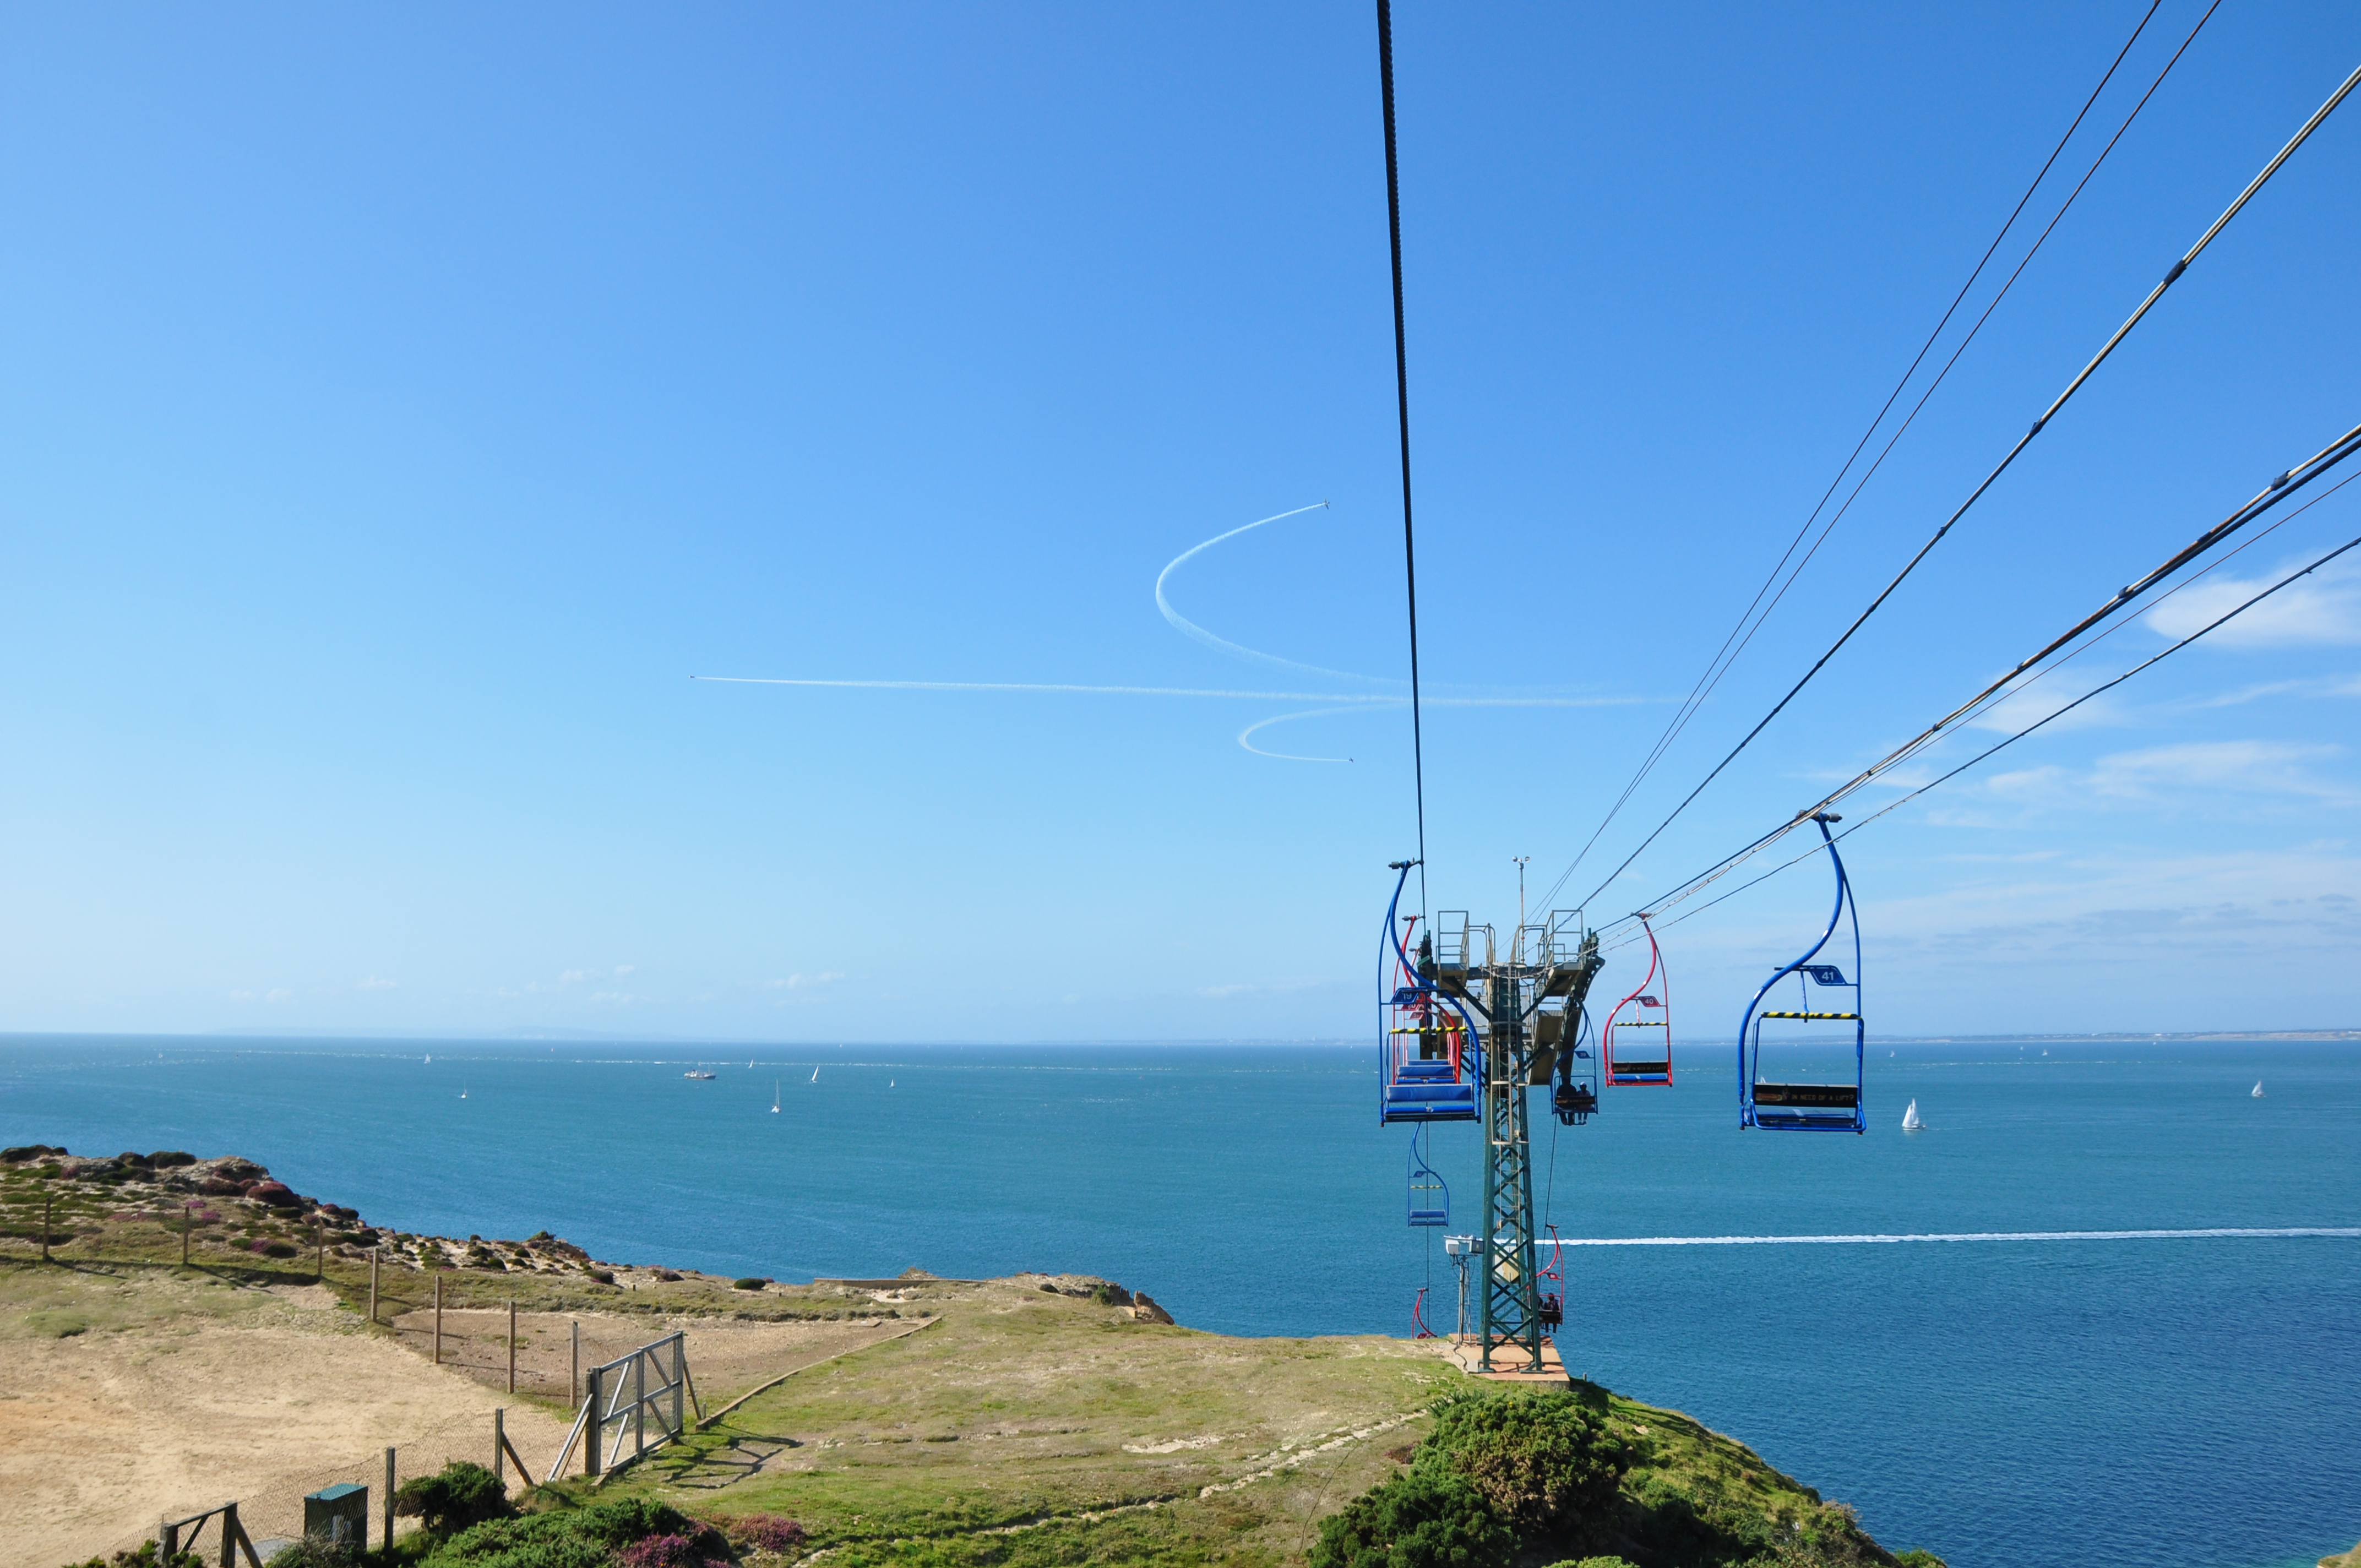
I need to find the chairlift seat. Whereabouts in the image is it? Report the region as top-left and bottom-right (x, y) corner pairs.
(1609, 1061), (1670, 1082)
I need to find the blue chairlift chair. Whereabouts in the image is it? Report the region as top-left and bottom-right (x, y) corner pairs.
(1379, 862), (1483, 1125)
(1738, 814), (1866, 1133)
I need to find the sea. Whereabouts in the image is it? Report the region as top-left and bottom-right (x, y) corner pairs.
(2, 1032), (2354, 1568)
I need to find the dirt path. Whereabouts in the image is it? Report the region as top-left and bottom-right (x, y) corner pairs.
(4, 1282), (916, 1566)
(381, 1307), (912, 1409)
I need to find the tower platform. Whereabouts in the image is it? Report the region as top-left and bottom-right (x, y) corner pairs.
(1433, 1334), (1570, 1386)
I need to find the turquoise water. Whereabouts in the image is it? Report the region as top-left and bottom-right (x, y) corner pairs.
(2, 1032), (2354, 1568)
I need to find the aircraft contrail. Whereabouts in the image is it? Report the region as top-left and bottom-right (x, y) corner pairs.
(1152, 502), (1388, 685)
(1237, 707), (1368, 763)
(1550, 1227), (2360, 1246)
(692, 676), (1631, 709)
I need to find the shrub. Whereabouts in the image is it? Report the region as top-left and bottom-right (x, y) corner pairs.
(262, 1240), (301, 1259)
(1542, 1559), (1639, 1568)
(1309, 1468), (1513, 1568)
(58, 1540), (201, 1568)
(394, 1461), (514, 1538)
(615, 1535), (731, 1568)
(1417, 1390), (1626, 1537)
(725, 1515), (805, 1553)
(248, 1181), (300, 1207)
(423, 1498), (716, 1568)
(262, 1542), (357, 1568)
(150, 1150), (197, 1167)
(732, 1278), (766, 1292)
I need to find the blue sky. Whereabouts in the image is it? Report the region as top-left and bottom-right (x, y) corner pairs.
(2, 2), (2357, 1042)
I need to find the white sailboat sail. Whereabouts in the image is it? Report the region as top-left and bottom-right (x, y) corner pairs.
(771, 1080), (781, 1112)
(2252, 1080), (2265, 1098)
(1901, 1098), (1922, 1131)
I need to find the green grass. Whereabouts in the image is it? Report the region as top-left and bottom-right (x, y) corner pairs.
(6, 1159), (1930, 1565)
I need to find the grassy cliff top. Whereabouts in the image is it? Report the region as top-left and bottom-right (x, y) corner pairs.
(7, 1150), (1933, 1566)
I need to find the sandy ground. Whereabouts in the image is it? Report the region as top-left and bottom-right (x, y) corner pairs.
(380, 1306), (907, 1409)
(5, 1284), (916, 1566)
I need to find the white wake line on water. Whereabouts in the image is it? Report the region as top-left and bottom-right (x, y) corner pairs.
(1556, 1228), (2360, 1246)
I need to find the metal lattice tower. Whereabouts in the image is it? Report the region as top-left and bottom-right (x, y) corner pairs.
(1424, 912), (1604, 1372)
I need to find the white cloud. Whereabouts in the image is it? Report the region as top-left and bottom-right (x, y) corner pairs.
(265, 988), (295, 1005)
(613, 963), (635, 976)
(229, 989), (256, 1001)
(358, 976), (398, 990)
(2146, 560), (2361, 648)
(1963, 677), (2126, 735)
(2088, 740), (2355, 804)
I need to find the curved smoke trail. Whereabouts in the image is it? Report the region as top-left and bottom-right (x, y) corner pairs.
(1237, 704), (1400, 763)
(1154, 503), (1394, 687)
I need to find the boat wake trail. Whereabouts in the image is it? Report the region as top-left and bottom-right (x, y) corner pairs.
(1558, 1227), (2359, 1246)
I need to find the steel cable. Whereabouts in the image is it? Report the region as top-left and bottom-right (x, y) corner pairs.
(1546, 0), (2174, 907)
(1377, 0), (1429, 916)
(1566, 53), (2361, 917)
(1596, 443), (2361, 949)
(1625, 519), (2361, 945)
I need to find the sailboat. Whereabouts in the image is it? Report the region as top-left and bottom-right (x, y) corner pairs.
(748, 1059), (754, 1069)
(425, 1053), (432, 1065)
(2252, 1081), (2265, 1098)
(460, 1083), (468, 1099)
(771, 1081), (781, 1113)
(809, 1066), (819, 1084)
(1901, 1098), (1923, 1132)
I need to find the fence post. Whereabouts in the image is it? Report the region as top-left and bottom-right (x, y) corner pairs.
(369, 1250), (379, 1324)
(634, 1346), (647, 1461)
(494, 1407), (506, 1483)
(671, 1333), (685, 1435)
(220, 1501), (239, 1568)
(433, 1272), (443, 1365)
(182, 1202), (193, 1268)
(314, 1223), (324, 1283)
(161, 1517), (177, 1562)
(383, 1447), (396, 1551)
(570, 1320), (579, 1405)
(42, 1193), (52, 1261)
(508, 1298), (517, 1393)
(585, 1366), (602, 1478)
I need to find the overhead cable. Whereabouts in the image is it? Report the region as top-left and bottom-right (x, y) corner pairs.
(1628, 521), (2361, 946)
(1598, 422), (2361, 945)
(1573, 53), (2361, 914)
(1546, 0), (2175, 906)
(1376, 0), (1429, 915)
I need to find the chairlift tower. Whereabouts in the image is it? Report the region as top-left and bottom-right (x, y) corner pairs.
(1419, 910), (1604, 1373)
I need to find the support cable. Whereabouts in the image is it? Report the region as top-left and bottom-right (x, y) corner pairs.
(1377, 0), (1429, 917)
(1547, 0), (2174, 903)
(1630, 520), (2361, 944)
(1597, 425), (2361, 946)
(1570, 55), (2361, 915)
